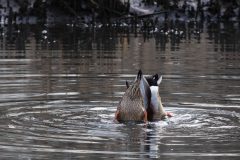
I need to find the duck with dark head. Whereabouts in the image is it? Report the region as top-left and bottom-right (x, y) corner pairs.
(147, 75), (173, 121)
(115, 70), (147, 123)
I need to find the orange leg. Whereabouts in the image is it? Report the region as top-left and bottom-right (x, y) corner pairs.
(115, 109), (120, 122)
(143, 110), (148, 123)
(166, 112), (173, 117)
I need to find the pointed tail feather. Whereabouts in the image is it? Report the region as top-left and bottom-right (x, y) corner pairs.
(137, 70), (142, 80)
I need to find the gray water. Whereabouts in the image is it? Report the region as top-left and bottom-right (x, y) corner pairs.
(0, 22), (240, 160)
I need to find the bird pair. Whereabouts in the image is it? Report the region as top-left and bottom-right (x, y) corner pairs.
(115, 70), (173, 123)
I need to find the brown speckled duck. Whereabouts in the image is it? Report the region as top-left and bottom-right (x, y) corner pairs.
(115, 70), (147, 123)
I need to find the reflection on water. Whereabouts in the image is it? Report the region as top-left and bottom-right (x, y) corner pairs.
(0, 21), (240, 159)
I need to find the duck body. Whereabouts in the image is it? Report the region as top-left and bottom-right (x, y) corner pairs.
(115, 70), (147, 122)
(141, 74), (167, 121)
(148, 75), (173, 120)
(148, 86), (167, 120)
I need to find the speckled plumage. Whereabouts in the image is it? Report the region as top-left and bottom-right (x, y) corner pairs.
(115, 71), (171, 122)
(115, 71), (147, 122)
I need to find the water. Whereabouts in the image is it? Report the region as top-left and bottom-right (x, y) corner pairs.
(0, 22), (240, 159)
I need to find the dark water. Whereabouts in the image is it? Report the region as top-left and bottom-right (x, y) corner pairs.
(0, 22), (240, 160)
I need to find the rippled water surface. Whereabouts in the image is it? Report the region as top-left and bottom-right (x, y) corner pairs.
(0, 22), (240, 159)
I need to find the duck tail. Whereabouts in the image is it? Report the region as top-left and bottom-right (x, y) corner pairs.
(137, 70), (142, 80)
(126, 81), (130, 89)
(153, 74), (159, 81)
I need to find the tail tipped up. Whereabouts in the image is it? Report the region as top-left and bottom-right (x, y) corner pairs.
(153, 74), (159, 81)
(137, 70), (142, 80)
(126, 81), (130, 89)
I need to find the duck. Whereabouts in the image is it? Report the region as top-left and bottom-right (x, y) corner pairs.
(147, 75), (173, 121)
(115, 70), (147, 123)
